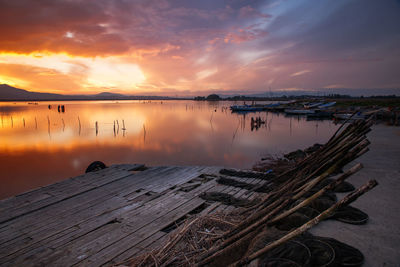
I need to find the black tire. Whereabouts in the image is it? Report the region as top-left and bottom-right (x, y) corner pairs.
(85, 161), (107, 173)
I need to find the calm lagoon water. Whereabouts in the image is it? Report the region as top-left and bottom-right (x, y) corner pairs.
(0, 100), (339, 199)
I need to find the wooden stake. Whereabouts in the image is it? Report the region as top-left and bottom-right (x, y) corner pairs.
(78, 116), (81, 135)
(292, 162), (362, 200)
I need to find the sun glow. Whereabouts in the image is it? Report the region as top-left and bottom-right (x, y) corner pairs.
(0, 75), (30, 88)
(0, 52), (146, 93)
(85, 60), (145, 89)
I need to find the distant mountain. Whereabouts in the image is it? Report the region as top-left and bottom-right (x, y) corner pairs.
(94, 92), (126, 98)
(0, 84), (70, 100)
(0, 84), (176, 101)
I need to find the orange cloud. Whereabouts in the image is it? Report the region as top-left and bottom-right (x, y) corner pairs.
(0, 54), (145, 94)
(0, 63), (83, 94)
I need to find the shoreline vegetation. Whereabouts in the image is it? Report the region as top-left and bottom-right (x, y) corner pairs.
(1, 84), (399, 108)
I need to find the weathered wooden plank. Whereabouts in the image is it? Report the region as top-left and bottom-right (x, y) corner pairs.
(0, 166), (174, 243)
(0, 190), (155, 258)
(81, 176), (226, 267)
(144, 166), (208, 193)
(0, 165), (221, 266)
(0, 163), (144, 213)
(0, 165), (144, 224)
(112, 175), (267, 265)
(198, 181), (242, 215)
(2, 177), (216, 265)
(223, 188), (254, 213)
(106, 230), (169, 266)
(17, 182), (217, 266)
(103, 173), (258, 265)
(211, 188), (247, 214)
(222, 176), (265, 213)
(77, 198), (207, 266)
(209, 177), (256, 214)
(0, 165), (128, 211)
(109, 181), (241, 265)
(1, 192), (168, 265)
(0, 167), (181, 261)
(78, 164), (145, 187)
(107, 232), (168, 266)
(2, 166), (183, 240)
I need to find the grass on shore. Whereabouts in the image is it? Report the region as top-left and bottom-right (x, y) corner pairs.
(334, 98), (400, 108)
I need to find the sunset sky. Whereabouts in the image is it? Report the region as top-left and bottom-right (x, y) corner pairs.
(0, 0), (399, 96)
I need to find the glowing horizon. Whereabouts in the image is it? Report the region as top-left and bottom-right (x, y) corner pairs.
(0, 0), (399, 96)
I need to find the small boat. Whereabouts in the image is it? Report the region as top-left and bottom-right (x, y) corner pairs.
(230, 105), (264, 112)
(265, 104), (286, 111)
(264, 103), (281, 108)
(304, 102), (324, 109)
(318, 102), (336, 109)
(333, 113), (365, 120)
(285, 109), (315, 115)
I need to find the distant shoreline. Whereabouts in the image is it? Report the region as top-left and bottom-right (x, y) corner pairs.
(0, 97), (191, 102)
(1, 97), (400, 108)
(1, 84), (399, 103)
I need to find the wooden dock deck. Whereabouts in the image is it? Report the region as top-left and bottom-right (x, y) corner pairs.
(0, 164), (267, 266)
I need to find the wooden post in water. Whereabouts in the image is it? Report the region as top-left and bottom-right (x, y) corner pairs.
(23, 118), (25, 128)
(122, 120), (126, 137)
(35, 117), (37, 129)
(210, 112), (214, 131)
(11, 116), (13, 128)
(78, 116), (81, 135)
(95, 121), (98, 136)
(143, 124), (146, 143)
(47, 116), (51, 137)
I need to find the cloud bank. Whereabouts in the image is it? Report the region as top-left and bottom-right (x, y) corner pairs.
(0, 0), (399, 95)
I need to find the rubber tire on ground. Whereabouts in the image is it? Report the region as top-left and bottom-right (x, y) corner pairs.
(85, 161), (107, 173)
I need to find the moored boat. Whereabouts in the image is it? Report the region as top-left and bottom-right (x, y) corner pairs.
(230, 105), (264, 112)
(304, 102), (324, 109)
(333, 112), (366, 120)
(318, 102), (336, 109)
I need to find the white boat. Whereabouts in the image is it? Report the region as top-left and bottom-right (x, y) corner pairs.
(304, 102), (323, 109)
(318, 102), (336, 109)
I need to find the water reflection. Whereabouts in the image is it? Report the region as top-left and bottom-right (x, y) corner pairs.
(0, 100), (338, 199)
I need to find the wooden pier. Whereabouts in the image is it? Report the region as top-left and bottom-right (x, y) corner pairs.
(0, 164), (266, 266)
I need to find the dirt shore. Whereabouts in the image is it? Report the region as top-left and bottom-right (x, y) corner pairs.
(311, 124), (400, 267)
